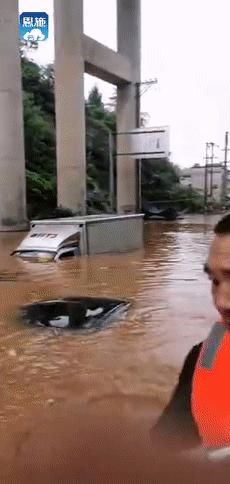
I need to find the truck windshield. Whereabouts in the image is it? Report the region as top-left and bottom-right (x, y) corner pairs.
(16, 251), (56, 262)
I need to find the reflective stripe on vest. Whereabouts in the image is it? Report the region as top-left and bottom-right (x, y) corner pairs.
(199, 323), (227, 369)
(192, 322), (230, 449)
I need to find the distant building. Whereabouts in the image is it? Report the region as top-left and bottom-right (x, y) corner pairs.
(180, 163), (230, 203)
(179, 168), (192, 187)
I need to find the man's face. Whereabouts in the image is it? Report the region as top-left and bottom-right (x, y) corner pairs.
(206, 234), (230, 324)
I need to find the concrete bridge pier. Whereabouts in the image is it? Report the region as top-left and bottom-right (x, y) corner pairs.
(116, 0), (141, 214)
(54, 0), (86, 215)
(54, 0), (141, 215)
(0, 0), (27, 230)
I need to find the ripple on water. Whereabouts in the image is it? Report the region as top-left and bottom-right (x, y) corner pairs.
(0, 215), (217, 425)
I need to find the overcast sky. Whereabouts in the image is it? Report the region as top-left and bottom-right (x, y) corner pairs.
(19, 0), (230, 167)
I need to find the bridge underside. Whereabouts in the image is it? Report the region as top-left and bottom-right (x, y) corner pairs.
(0, 0), (140, 230)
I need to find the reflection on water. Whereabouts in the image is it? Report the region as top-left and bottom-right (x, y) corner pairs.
(0, 215), (220, 431)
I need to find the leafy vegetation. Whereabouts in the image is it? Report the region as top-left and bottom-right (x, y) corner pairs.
(141, 159), (204, 213)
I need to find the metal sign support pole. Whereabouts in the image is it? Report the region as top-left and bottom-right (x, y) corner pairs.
(109, 131), (115, 213)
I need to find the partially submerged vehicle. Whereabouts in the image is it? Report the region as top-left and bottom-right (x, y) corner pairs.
(11, 222), (81, 262)
(19, 297), (131, 331)
(11, 214), (144, 262)
(143, 204), (185, 221)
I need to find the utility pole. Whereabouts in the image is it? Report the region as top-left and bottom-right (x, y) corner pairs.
(210, 142), (214, 199)
(204, 142), (209, 212)
(135, 82), (141, 212)
(222, 131), (229, 206)
(204, 141), (219, 212)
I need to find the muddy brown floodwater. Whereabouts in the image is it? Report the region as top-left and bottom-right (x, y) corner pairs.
(0, 214), (225, 482)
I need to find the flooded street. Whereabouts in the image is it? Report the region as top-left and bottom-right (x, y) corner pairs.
(0, 215), (218, 424)
(0, 214), (224, 481)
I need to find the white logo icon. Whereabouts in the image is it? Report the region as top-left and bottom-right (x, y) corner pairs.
(23, 29), (45, 42)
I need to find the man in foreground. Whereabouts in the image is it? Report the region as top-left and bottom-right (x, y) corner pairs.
(152, 213), (230, 461)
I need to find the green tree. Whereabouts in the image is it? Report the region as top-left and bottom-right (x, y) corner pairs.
(21, 54), (116, 217)
(85, 85), (115, 212)
(141, 158), (204, 213)
(21, 54), (57, 218)
(141, 158), (179, 200)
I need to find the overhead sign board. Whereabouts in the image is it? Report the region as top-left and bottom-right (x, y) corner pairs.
(116, 126), (170, 159)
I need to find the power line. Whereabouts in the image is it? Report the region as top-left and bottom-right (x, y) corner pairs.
(136, 79), (158, 97)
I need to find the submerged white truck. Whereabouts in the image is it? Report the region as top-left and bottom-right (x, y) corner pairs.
(11, 214), (144, 262)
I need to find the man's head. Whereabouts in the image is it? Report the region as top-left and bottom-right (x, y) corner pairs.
(205, 214), (230, 323)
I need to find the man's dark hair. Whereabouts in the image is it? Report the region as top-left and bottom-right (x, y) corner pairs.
(214, 213), (230, 235)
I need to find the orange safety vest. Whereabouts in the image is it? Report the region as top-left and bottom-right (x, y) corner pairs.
(192, 322), (230, 449)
